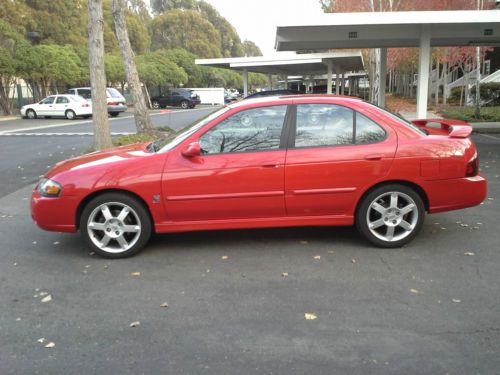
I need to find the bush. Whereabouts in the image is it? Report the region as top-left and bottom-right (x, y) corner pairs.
(470, 82), (500, 106)
(112, 133), (158, 147)
(440, 107), (500, 122)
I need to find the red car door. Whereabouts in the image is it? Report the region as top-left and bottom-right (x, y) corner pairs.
(285, 102), (397, 217)
(162, 105), (290, 222)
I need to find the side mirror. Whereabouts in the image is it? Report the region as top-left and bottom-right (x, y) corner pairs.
(181, 142), (201, 157)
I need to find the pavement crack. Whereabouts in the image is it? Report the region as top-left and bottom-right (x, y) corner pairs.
(379, 255), (391, 271)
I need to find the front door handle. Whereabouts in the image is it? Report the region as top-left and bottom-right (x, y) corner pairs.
(365, 154), (383, 160)
(261, 162), (281, 168)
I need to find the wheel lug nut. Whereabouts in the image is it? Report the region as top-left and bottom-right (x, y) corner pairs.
(392, 220), (397, 224)
(106, 228), (111, 232)
(115, 231), (120, 235)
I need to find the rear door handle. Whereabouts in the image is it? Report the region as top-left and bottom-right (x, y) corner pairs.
(365, 154), (383, 160)
(261, 162), (281, 168)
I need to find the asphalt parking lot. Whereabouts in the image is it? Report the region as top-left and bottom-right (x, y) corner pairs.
(0, 134), (499, 374)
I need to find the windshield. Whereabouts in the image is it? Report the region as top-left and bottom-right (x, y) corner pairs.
(153, 106), (231, 152)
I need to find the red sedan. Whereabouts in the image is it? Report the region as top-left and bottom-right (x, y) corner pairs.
(31, 95), (487, 258)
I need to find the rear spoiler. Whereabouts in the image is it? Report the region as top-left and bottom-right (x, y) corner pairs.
(411, 118), (472, 138)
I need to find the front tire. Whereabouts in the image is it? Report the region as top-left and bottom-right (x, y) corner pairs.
(152, 101), (160, 109)
(109, 112), (120, 117)
(26, 109), (37, 119)
(356, 184), (425, 248)
(180, 100), (189, 109)
(65, 110), (76, 120)
(80, 193), (152, 258)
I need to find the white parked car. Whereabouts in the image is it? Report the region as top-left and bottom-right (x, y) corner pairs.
(67, 87), (127, 117)
(21, 95), (92, 120)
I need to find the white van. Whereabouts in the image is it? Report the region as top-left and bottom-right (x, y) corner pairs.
(67, 87), (127, 117)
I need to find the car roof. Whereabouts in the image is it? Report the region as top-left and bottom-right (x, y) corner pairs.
(231, 94), (363, 109)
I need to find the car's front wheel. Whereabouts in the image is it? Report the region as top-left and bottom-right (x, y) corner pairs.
(80, 193), (152, 258)
(109, 112), (120, 117)
(151, 101), (160, 109)
(26, 109), (37, 119)
(180, 100), (189, 109)
(356, 184), (425, 248)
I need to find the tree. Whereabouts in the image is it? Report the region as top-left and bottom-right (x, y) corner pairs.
(112, 0), (154, 134)
(105, 53), (126, 87)
(88, 0), (112, 150)
(162, 48), (204, 86)
(149, 9), (222, 58)
(136, 51), (188, 88)
(242, 40), (262, 57)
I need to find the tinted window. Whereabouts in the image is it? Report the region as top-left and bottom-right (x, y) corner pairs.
(56, 96), (70, 104)
(172, 92), (180, 96)
(40, 96), (55, 104)
(199, 105), (287, 154)
(295, 104), (353, 148)
(78, 89), (92, 99)
(355, 113), (386, 144)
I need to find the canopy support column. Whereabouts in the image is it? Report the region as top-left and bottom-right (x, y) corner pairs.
(284, 76), (288, 89)
(378, 48), (387, 107)
(327, 60), (333, 94)
(416, 26), (431, 118)
(340, 72), (345, 95)
(268, 73), (272, 90)
(242, 69), (248, 98)
(335, 65), (340, 95)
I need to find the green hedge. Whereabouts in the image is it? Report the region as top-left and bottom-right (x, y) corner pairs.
(440, 107), (500, 122)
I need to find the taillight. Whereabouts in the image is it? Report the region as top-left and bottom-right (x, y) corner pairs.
(108, 102), (121, 105)
(82, 103), (90, 107)
(466, 153), (479, 177)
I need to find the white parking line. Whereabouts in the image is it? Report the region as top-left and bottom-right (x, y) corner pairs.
(0, 107), (214, 135)
(478, 133), (500, 140)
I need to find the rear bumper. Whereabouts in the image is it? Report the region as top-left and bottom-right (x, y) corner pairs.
(107, 104), (127, 113)
(427, 175), (487, 214)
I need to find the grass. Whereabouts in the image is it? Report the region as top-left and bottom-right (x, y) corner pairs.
(112, 133), (160, 147)
(440, 107), (500, 122)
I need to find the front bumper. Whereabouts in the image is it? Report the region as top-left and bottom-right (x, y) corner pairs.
(31, 190), (78, 233)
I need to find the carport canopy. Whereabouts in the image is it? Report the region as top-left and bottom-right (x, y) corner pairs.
(275, 10), (500, 117)
(195, 52), (364, 97)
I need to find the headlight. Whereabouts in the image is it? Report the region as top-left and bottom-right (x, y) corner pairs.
(37, 178), (62, 197)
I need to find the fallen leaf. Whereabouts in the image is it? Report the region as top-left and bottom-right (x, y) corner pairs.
(89, 252), (95, 256)
(281, 272), (289, 277)
(460, 224), (469, 227)
(130, 321), (140, 327)
(37, 338), (45, 343)
(313, 255), (321, 260)
(39, 292), (48, 297)
(45, 342), (55, 348)
(221, 256), (229, 260)
(452, 299), (461, 303)
(103, 265), (108, 269)
(160, 302), (169, 308)
(327, 250), (334, 254)
(351, 259), (356, 263)
(53, 241), (60, 245)
(41, 295), (52, 303)
(32, 241), (37, 245)
(464, 252), (475, 256)
(305, 313), (317, 320)
(299, 240), (308, 245)
(131, 272), (141, 277)
(410, 288), (421, 294)
(13, 262), (17, 266)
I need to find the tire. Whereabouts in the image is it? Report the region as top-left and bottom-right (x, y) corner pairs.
(65, 110), (76, 120)
(26, 109), (37, 119)
(152, 101), (160, 109)
(80, 192), (152, 258)
(110, 112), (120, 117)
(83, 115), (91, 119)
(180, 100), (189, 109)
(355, 184), (425, 248)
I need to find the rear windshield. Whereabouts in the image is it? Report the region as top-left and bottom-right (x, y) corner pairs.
(107, 88), (123, 98)
(69, 95), (87, 102)
(366, 103), (427, 136)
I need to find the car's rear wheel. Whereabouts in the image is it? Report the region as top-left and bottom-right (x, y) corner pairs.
(65, 110), (76, 120)
(180, 100), (189, 109)
(151, 101), (160, 109)
(26, 109), (37, 119)
(356, 184), (425, 248)
(80, 193), (152, 258)
(109, 112), (120, 117)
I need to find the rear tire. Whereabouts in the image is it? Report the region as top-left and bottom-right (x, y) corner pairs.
(355, 184), (425, 248)
(180, 100), (189, 109)
(65, 110), (76, 120)
(152, 101), (160, 109)
(110, 112), (120, 117)
(80, 192), (152, 258)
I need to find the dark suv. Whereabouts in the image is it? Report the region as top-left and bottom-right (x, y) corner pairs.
(150, 89), (201, 109)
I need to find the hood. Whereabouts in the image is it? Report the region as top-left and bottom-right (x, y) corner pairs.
(46, 142), (152, 178)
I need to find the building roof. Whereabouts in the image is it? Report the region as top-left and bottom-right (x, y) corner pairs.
(195, 52), (364, 75)
(275, 10), (500, 50)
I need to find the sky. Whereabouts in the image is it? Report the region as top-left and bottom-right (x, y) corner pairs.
(203, 0), (326, 55)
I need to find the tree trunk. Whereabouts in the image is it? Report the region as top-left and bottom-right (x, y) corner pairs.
(88, 0), (112, 150)
(112, 0), (154, 135)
